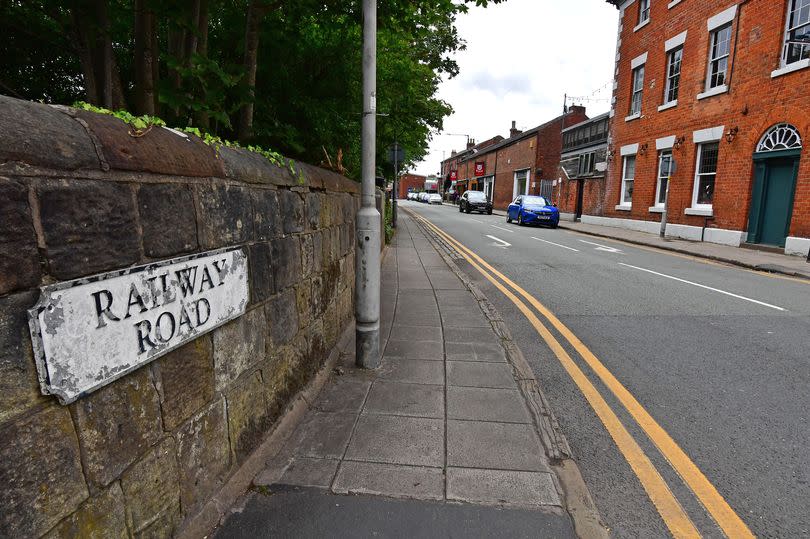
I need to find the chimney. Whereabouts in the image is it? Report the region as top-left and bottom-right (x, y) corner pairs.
(510, 121), (522, 138)
(568, 105), (586, 116)
(451, 149), (457, 157)
(466, 138), (476, 150)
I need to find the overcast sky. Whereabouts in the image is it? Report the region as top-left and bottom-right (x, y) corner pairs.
(411, 0), (619, 176)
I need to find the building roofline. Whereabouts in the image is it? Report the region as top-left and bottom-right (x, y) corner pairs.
(561, 111), (610, 134)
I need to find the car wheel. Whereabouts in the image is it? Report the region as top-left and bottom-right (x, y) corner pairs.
(506, 214), (512, 223)
(518, 213), (524, 226)
(465, 206), (471, 214)
(487, 209), (492, 215)
(459, 204), (463, 212)
(550, 222), (559, 229)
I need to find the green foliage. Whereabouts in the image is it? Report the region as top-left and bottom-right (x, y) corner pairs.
(384, 197), (394, 244)
(73, 101), (166, 131)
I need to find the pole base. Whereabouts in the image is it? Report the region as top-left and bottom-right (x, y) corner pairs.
(355, 321), (380, 369)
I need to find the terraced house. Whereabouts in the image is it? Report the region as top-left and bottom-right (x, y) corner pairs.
(600, 0), (810, 257)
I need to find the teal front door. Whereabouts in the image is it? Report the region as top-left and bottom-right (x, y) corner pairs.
(747, 152), (799, 247)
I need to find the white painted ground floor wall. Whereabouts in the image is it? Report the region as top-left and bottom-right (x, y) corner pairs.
(578, 214), (810, 257)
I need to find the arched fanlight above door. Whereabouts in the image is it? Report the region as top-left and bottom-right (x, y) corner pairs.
(756, 123), (803, 153)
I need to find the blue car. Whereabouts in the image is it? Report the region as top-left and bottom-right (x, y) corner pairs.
(506, 195), (560, 228)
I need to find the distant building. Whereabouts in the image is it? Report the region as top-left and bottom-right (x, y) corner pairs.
(558, 113), (610, 220)
(601, 0), (810, 256)
(397, 173), (426, 199)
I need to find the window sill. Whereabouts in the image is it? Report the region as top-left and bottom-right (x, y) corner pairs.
(625, 112), (642, 122)
(648, 206), (665, 213)
(633, 19), (650, 32)
(658, 100), (678, 112)
(615, 204), (632, 211)
(668, 0), (682, 7)
(685, 207), (713, 217)
(697, 85), (728, 100)
(771, 59), (810, 78)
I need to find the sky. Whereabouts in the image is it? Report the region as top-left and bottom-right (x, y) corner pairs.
(411, 0), (620, 176)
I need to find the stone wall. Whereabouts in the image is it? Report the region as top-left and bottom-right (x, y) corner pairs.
(0, 95), (359, 537)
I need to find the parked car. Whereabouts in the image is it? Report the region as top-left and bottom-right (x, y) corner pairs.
(420, 192), (429, 203)
(506, 195), (559, 228)
(427, 193), (442, 205)
(459, 190), (493, 214)
(407, 192), (414, 201)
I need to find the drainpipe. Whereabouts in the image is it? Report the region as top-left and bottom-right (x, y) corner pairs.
(355, 0), (381, 369)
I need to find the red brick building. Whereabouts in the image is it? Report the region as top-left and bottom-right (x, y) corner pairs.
(558, 113), (611, 219)
(441, 109), (589, 210)
(397, 173), (426, 199)
(601, 0), (810, 256)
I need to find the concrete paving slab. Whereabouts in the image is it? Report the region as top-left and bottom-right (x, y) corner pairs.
(447, 361), (515, 389)
(447, 420), (549, 472)
(446, 468), (562, 507)
(435, 289), (482, 308)
(314, 378), (372, 413)
(444, 327), (502, 346)
(333, 461), (444, 500)
(345, 415), (443, 467)
(379, 359), (445, 385)
(440, 308), (491, 328)
(383, 339), (444, 360)
(427, 272), (466, 290)
(276, 457), (339, 489)
(447, 387), (531, 423)
(287, 412), (357, 459)
(387, 324), (442, 342)
(446, 342), (507, 363)
(364, 380), (444, 418)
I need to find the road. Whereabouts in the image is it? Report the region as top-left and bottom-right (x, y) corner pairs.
(401, 200), (810, 538)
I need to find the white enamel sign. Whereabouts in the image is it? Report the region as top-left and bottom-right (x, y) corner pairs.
(28, 248), (249, 404)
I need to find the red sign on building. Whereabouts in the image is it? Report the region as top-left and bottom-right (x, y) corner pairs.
(474, 162), (486, 176)
(450, 170), (458, 180)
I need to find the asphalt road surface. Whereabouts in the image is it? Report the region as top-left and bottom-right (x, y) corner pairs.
(402, 200), (809, 538)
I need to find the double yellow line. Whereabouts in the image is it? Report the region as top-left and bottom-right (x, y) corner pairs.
(412, 212), (753, 539)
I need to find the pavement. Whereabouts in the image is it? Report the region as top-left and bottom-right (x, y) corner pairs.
(489, 207), (810, 279)
(213, 212), (589, 538)
(405, 201), (810, 537)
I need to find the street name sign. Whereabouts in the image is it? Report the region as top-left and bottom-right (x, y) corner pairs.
(28, 248), (249, 404)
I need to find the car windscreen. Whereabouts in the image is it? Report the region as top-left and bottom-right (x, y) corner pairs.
(467, 192), (486, 202)
(523, 196), (548, 207)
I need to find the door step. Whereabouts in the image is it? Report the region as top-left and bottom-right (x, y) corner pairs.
(739, 242), (784, 254)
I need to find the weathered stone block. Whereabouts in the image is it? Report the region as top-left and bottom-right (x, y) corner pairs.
(266, 289), (297, 345)
(300, 234), (315, 278)
(137, 183), (198, 258)
(197, 184), (253, 249)
(0, 406), (88, 538)
(175, 399), (230, 516)
(341, 193), (355, 224)
(263, 334), (307, 418)
(307, 319), (326, 372)
(226, 370), (271, 464)
(323, 300), (339, 350)
(305, 192), (321, 231)
(0, 180), (40, 294)
(340, 222), (353, 257)
(43, 482), (128, 539)
(120, 437), (181, 535)
(279, 189), (304, 234)
(212, 307), (266, 390)
(152, 336), (214, 431)
(328, 226), (340, 264)
(249, 241), (274, 305)
(320, 195), (334, 227)
(271, 235), (301, 292)
(38, 181), (141, 279)
(71, 368), (163, 488)
(220, 146), (296, 186)
(312, 231), (324, 273)
(295, 280), (312, 331)
(0, 291), (48, 424)
(0, 96), (99, 171)
(252, 189), (281, 241)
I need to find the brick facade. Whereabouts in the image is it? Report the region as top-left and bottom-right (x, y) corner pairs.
(397, 173), (426, 199)
(558, 113), (611, 219)
(605, 0), (810, 255)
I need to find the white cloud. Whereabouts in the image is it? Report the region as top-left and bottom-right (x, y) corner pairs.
(411, 0), (619, 176)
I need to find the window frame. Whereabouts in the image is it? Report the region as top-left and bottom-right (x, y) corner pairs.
(638, 0), (651, 25)
(664, 46), (683, 104)
(630, 65), (645, 116)
(620, 155), (636, 207)
(513, 169), (530, 199)
(707, 23), (732, 90)
(691, 142), (720, 210)
(655, 150), (673, 207)
(782, 0), (810, 66)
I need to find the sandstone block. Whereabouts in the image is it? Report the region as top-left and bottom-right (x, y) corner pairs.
(0, 180), (40, 294)
(278, 190), (304, 234)
(212, 307), (265, 390)
(71, 368), (163, 488)
(271, 235), (301, 292)
(249, 241), (274, 305)
(305, 192), (321, 231)
(38, 181), (141, 279)
(175, 399), (230, 516)
(44, 482), (128, 539)
(120, 437), (181, 535)
(295, 280), (312, 331)
(137, 183), (198, 258)
(300, 234), (315, 278)
(152, 336), (215, 431)
(252, 189), (281, 241)
(265, 289), (297, 345)
(0, 290), (48, 424)
(0, 406), (88, 537)
(226, 370), (270, 464)
(197, 184), (252, 249)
